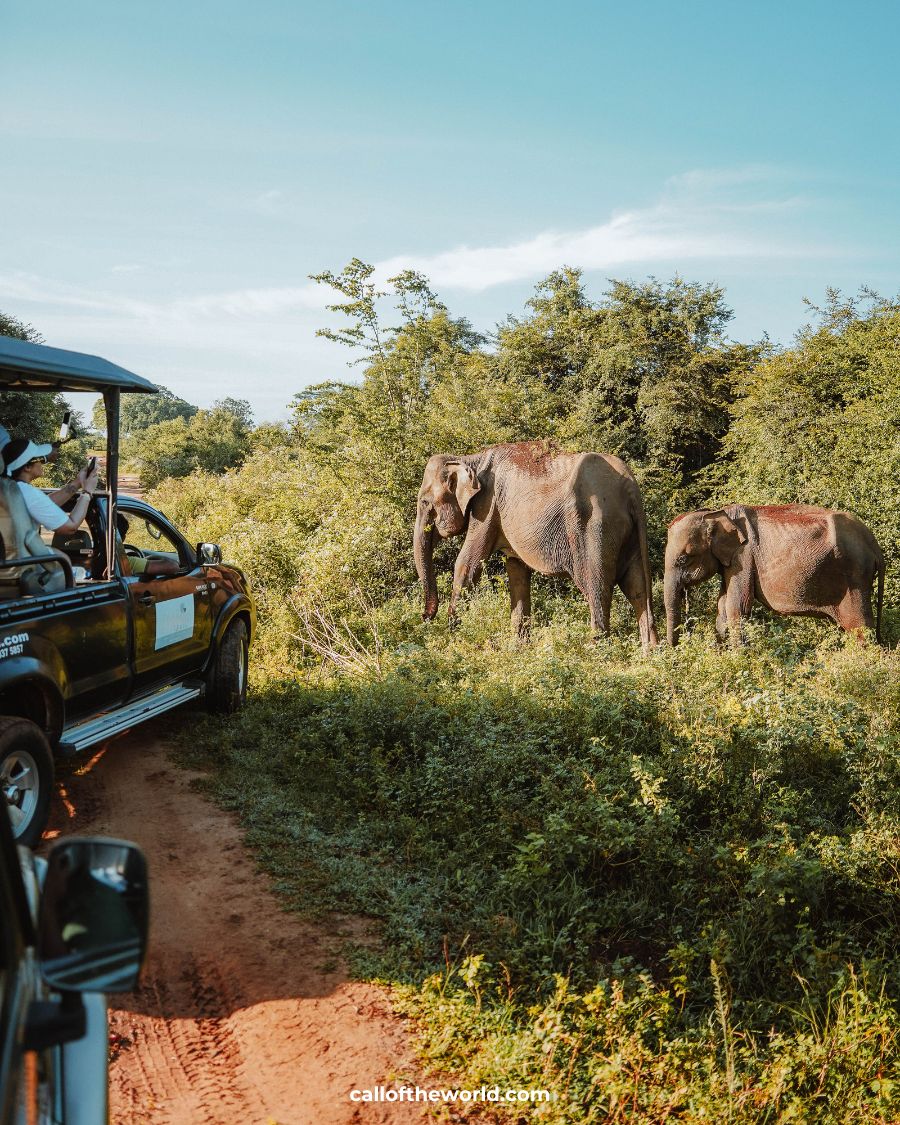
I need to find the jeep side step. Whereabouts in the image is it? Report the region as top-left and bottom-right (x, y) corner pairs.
(58, 683), (203, 756)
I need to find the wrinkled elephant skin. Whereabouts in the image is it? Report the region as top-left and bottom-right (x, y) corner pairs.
(413, 442), (659, 653)
(664, 504), (885, 646)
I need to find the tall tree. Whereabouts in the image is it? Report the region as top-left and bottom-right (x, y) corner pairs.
(496, 271), (762, 488)
(0, 312), (75, 442)
(92, 384), (198, 436)
(305, 260), (490, 510)
(124, 400), (254, 487)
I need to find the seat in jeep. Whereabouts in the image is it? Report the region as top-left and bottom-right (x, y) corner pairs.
(0, 479), (73, 597)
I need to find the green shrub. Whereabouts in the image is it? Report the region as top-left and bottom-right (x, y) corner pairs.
(177, 590), (900, 1120)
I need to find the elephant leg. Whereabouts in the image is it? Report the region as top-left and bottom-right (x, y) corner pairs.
(581, 572), (613, 638)
(505, 557), (532, 640)
(833, 588), (872, 642)
(723, 580), (747, 648)
(618, 555), (658, 654)
(715, 588), (729, 643)
(570, 514), (617, 638)
(448, 532), (494, 625)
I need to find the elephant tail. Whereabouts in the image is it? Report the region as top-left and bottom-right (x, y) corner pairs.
(876, 555), (885, 644)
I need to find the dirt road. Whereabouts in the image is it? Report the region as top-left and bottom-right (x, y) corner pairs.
(46, 726), (429, 1125)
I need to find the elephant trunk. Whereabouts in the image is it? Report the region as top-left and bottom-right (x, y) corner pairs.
(414, 508), (438, 621)
(664, 573), (684, 646)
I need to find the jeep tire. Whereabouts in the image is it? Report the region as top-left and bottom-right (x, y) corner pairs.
(0, 717), (54, 848)
(206, 618), (248, 715)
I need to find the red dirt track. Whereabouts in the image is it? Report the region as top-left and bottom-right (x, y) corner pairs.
(45, 727), (429, 1125)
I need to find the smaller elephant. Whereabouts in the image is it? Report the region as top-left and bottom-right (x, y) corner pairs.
(664, 504), (885, 646)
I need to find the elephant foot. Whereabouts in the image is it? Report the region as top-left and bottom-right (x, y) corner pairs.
(511, 616), (531, 644)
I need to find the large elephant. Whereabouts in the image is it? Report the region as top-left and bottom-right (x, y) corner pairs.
(664, 504), (885, 646)
(413, 442), (659, 652)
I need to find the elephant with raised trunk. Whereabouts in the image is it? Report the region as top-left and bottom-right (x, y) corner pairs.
(664, 504), (885, 646)
(413, 442), (659, 653)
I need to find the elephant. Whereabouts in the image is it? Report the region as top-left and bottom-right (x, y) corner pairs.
(413, 441), (659, 652)
(664, 504), (885, 646)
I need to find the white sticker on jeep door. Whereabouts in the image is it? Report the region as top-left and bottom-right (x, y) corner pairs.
(155, 594), (195, 649)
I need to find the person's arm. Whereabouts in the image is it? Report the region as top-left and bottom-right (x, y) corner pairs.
(52, 489), (94, 536)
(145, 558), (181, 576)
(127, 555), (180, 578)
(48, 479), (81, 506)
(51, 464), (100, 535)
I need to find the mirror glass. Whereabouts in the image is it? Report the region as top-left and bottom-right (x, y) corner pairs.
(198, 542), (222, 565)
(144, 519), (162, 540)
(38, 838), (149, 993)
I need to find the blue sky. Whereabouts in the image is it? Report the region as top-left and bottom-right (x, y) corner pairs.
(2, 0), (898, 422)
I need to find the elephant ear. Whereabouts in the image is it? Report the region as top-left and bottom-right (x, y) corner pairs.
(448, 461), (481, 514)
(705, 511), (747, 568)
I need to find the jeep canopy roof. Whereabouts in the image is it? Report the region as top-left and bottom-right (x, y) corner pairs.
(0, 335), (157, 394)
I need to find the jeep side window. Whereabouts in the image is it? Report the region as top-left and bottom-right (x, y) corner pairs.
(118, 511), (186, 575)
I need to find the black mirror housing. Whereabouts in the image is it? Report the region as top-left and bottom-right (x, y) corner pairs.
(38, 838), (149, 993)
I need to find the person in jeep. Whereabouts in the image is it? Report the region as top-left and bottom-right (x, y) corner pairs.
(3, 436), (99, 537)
(115, 512), (180, 577)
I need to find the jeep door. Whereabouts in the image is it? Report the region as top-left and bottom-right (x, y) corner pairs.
(118, 507), (214, 689)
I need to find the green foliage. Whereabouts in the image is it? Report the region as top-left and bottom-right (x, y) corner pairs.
(715, 289), (900, 601)
(495, 272), (764, 501)
(0, 311), (41, 343)
(91, 383), (198, 435)
(179, 603), (900, 1121)
(300, 261), (499, 518)
(125, 397), (253, 487)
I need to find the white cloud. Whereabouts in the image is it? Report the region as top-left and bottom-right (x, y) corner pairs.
(0, 273), (158, 319)
(0, 271), (330, 323)
(372, 169), (822, 291)
(663, 165), (786, 195)
(1, 165), (822, 325)
(176, 283), (329, 318)
(250, 188), (289, 216)
(374, 211), (717, 291)
(0, 162), (840, 420)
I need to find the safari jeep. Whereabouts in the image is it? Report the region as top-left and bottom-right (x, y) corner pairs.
(0, 335), (256, 846)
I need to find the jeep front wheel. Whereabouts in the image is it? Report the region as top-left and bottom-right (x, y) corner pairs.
(206, 618), (248, 715)
(0, 718), (54, 847)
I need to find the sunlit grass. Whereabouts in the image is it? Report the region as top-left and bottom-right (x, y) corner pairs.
(178, 590), (900, 1121)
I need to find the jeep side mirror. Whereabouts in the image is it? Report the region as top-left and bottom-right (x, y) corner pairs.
(37, 838), (149, 993)
(197, 542), (222, 565)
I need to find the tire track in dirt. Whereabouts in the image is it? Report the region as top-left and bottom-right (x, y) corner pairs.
(46, 726), (429, 1125)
